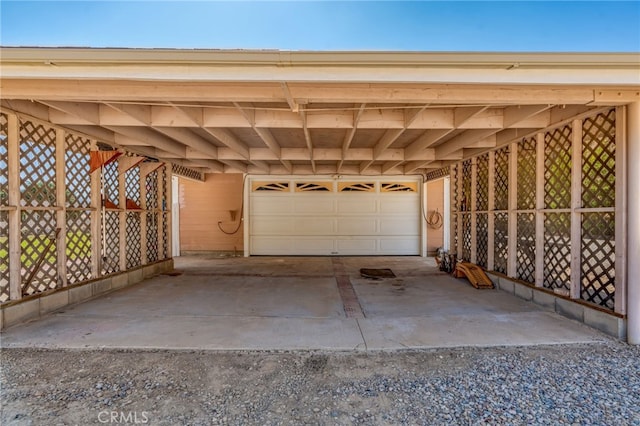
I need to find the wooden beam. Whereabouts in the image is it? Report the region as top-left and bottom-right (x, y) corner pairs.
(454, 106), (489, 128)
(338, 103), (366, 171)
(281, 82), (299, 112)
(300, 111), (316, 173)
(202, 127), (249, 159)
(434, 130), (498, 158)
(503, 104), (552, 128)
(405, 129), (453, 160)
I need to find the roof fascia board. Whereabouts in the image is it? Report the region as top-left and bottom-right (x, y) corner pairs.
(1, 47), (639, 69)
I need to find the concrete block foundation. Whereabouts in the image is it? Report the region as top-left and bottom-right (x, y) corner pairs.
(0, 259), (174, 330)
(488, 272), (626, 340)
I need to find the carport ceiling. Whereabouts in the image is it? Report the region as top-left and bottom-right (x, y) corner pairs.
(1, 48), (639, 175)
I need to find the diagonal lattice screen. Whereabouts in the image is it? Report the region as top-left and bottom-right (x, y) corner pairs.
(581, 212), (615, 310)
(461, 160), (471, 211)
(544, 125), (572, 209)
(0, 113), (8, 207)
(516, 212), (536, 283)
(543, 213), (571, 291)
(66, 211), (92, 284)
(451, 164), (459, 213)
(476, 153), (489, 211)
(65, 134), (91, 208)
(494, 147), (509, 211)
(0, 211), (9, 302)
(21, 210), (58, 295)
(582, 109), (615, 209)
(146, 170), (159, 209)
(476, 213), (488, 268)
(103, 160), (119, 206)
(461, 213), (471, 261)
(20, 121), (57, 208)
(146, 212), (159, 263)
(452, 213), (458, 255)
(101, 211), (120, 275)
(493, 213), (508, 274)
(517, 138), (536, 210)
(126, 212), (141, 269)
(125, 166), (141, 205)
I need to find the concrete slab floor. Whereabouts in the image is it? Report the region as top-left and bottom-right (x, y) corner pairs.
(0, 255), (609, 351)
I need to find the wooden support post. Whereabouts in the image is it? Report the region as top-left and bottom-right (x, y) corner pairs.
(118, 160), (127, 271)
(487, 151), (495, 270)
(7, 114), (21, 300)
(627, 101), (640, 343)
(614, 106), (627, 315)
(570, 119), (583, 300)
(90, 140), (101, 277)
(55, 129), (67, 287)
(508, 141), (518, 278)
(535, 132), (545, 287)
(470, 159), (477, 263)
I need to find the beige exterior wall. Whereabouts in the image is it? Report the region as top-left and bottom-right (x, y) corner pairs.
(179, 174), (244, 253)
(426, 179), (445, 256)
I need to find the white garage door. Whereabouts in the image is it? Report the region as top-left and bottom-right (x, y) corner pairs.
(248, 177), (422, 255)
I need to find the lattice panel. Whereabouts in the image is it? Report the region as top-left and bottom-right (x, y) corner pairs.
(451, 213), (458, 255)
(126, 212), (141, 269)
(451, 164), (459, 213)
(544, 125), (572, 209)
(21, 210), (58, 295)
(461, 160), (471, 211)
(161, 212), (169, 259)
(581, 212), (615, 310)
(125, 166), (141, 205)
(65, 133), (91, 208)
(476, 213), (488, 268)
(66, 211), (92, 284)
(516, 213), (536, 283)
(582, 109), (616, 209)
(517, 138), (537, 210)
(476, 154), (489, 211)
(161, 166), (168, 210)
(146, 170), (159, 209)
(425, 167), (449, 181)
(543, 213), (571, 290)
(493, 213), (508, 274)
(20, 120), (57, 208)
(146, 213), (159, 263)
(0, 211), (9, 302)
(172, 163), (204, 182)
(494, 147), (509, 211)
(103, 160), (119, 206)
(0, 113), (8, 207)
(101, 211), (120, 275)
(461, 213), (471, 261)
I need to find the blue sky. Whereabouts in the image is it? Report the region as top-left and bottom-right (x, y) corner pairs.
(1, 1), (639, 52)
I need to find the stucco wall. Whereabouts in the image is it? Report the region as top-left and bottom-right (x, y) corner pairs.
(426, 179), (445, 256)
(178, 174), (244, 253)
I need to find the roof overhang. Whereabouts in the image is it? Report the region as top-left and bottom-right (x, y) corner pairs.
(1, 47), (639, 176)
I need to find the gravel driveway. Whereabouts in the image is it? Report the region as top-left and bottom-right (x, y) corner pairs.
(2, 343), (639, 425)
